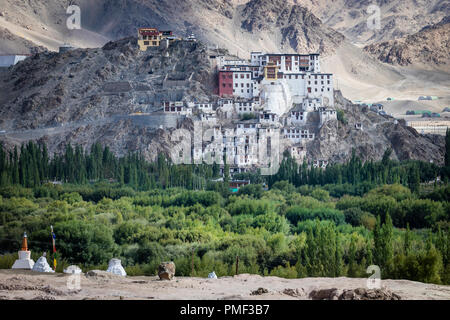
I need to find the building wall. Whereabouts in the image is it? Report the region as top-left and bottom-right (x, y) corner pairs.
(0, 55), (28, 67)
(219, 71), (234, 96)
(232, 71), (254, 99)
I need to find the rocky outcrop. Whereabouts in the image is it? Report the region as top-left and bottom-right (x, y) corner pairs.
(364, 16), (450, 69)
(306, 90), (445, 165)
(158, 262), (176, 280)
(241, 0), (345, 55)
(309, 287), (401, 300)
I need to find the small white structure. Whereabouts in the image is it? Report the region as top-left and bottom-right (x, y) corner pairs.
(64, 265), (82, 274)
(0, 54), (28, 67)
(208, 271), (218, 279)
(32, 253), (54, 273)
(106, 258), (127, 276)
(11, 232), (35, 270)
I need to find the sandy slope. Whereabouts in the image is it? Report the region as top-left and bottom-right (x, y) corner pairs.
(322, 42), (450, 103)
(0, 270), (449, 300)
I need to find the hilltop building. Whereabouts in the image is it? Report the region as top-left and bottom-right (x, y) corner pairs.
(138, 28), (175, 51)
(218, 52), (333, 107)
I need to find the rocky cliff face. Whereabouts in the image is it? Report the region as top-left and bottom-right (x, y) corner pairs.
(306, 91), (445, 165)
(363, 16), (450, 69)
(0, 38), (214, 130)
(240, 0), (345, 55)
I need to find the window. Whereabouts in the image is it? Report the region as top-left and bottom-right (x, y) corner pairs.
(246, 74), (249, 78)
(144, 41), (149, 45)
(235, 83), (238, 87)
(235, 74), (238, 78)
(152, 41), (157, 45)
(241, 74), (244, 78)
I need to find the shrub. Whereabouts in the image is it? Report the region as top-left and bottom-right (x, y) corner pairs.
(286, 206), (345, 226)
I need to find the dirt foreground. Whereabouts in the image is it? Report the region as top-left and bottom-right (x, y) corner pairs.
(0, 270), (449, 300)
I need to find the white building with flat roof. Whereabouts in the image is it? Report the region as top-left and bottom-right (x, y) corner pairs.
(0, 54), (29, 67)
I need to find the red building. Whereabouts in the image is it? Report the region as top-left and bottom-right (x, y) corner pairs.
(219, 70), (234, 97)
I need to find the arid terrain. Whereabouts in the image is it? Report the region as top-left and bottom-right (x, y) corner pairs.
(0, 0), (449, 106)
(1, 270), (449, 300)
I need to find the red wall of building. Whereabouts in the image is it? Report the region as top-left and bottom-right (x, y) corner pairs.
(219, 71), (233, 97)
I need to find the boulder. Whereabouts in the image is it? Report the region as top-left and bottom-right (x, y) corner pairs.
(158, 262), (175, 280)
(309, 287), (401, 300)
(250, 288), (268, 295)
(32, 255), (55, 273)
(85, 270), (122, 279)
(338, 288), (401, 300)
(309, 288), (341, 300)
(64, 265), (82, 274)
(106, 258), (127, 276)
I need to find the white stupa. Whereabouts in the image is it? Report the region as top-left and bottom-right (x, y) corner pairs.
(260, 79), (293, 116)
(32, 252), (55, 273)
(106, 258), (127, 276)
(64, 265), (82, 274)
(11, 232), (35, 270)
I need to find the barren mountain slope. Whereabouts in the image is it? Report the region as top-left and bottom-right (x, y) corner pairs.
(0, 0), (109, 52)
(300, 0), (449, 45)
(364, 16), (450, 70)
(1, 0), (448, 104)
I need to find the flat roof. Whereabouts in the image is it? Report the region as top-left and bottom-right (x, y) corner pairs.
(0, 54), (31, 56)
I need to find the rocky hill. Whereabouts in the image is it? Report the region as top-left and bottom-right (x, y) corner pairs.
(363, 16), (450, 70)
(312, 91), (445, 164)
(240, 0), (344, 55)
(0, 37), (445, 165)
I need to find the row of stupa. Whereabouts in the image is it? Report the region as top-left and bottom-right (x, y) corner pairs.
(11, 232), (126, 276)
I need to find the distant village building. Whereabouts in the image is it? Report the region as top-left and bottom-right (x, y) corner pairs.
(229, 180), (250, 192)
(0, 54), (29, 67)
